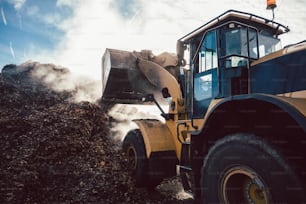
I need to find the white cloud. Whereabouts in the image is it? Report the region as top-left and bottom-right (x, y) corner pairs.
(43, 13), (62, 26)
(56, 0), (79, 8)
(6, 0), (26, 10)
(23, 0), (306, 80)
(26, 5), (39, 16)
(24, 5), (62, 28)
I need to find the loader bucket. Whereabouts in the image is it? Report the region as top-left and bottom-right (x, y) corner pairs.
(101, 49), (159, 104)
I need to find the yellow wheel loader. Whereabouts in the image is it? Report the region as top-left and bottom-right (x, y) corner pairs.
(101, 10), (306, 203)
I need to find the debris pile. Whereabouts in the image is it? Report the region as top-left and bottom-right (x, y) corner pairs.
(0, 62), (190, 203)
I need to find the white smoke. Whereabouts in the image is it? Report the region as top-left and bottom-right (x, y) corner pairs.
(108, 104), (165, 142)
(23, 61), (102, 103)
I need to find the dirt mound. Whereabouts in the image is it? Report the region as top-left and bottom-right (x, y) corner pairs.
(0, 62), (191, 203)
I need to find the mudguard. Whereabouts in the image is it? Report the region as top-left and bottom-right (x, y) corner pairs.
(199, 94), (306, 134)
(133, 119), (176, 158)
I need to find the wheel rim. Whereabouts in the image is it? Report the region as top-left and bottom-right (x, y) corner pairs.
(126, 146), (137, 172)
(221, 166), (270, 204)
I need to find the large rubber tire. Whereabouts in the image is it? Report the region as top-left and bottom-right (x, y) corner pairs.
(201, 134), (305, 204)
(122, 129), (148, 187)
(122, 129), (163, 188)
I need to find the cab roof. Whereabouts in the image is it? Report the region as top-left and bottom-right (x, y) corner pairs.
(179, 10), (290, 42)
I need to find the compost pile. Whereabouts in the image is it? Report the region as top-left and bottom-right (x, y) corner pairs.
(0, 62), (188, 204)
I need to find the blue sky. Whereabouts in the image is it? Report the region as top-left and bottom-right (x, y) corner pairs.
(0, 0), (72, 66)
(1, 0), (305, 79)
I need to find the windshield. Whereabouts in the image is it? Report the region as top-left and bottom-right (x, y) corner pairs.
(223, 28), (258, 58)
(220, 27), (258, 67)
(220, 26), (282, 67)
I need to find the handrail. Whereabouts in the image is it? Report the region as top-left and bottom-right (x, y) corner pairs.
(179, 9), (289, 42)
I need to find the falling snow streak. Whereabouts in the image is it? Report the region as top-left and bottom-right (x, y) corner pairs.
(10, 41), (16, 59)
(1, 7), (7, 26)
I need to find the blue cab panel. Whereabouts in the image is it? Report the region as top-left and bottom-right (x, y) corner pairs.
(250, 48), (306, 95)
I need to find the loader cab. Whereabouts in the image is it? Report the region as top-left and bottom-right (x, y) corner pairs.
(178, 10), (289, 118)
(190, 24), (256, 118)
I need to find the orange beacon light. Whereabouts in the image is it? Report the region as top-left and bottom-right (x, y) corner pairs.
(267, 0), (277, 9)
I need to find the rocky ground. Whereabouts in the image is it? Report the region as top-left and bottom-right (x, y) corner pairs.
(0, 62), (194, 203)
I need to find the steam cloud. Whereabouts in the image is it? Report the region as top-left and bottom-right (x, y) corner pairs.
(17, 61), (102, 103)
(108, 104), (165, 142)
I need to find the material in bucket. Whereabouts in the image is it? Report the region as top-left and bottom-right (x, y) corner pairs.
(101, 48), (180, 104)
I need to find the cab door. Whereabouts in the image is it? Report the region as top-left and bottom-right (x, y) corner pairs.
(193, 30), (219, 118)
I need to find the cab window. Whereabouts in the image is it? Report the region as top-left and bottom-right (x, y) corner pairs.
(220, 27), (258, 68)
(199, 31), (218, 72)
(258, 33), (282, 57)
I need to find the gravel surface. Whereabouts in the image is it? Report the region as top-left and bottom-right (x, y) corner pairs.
(0, 62), (194, 203)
